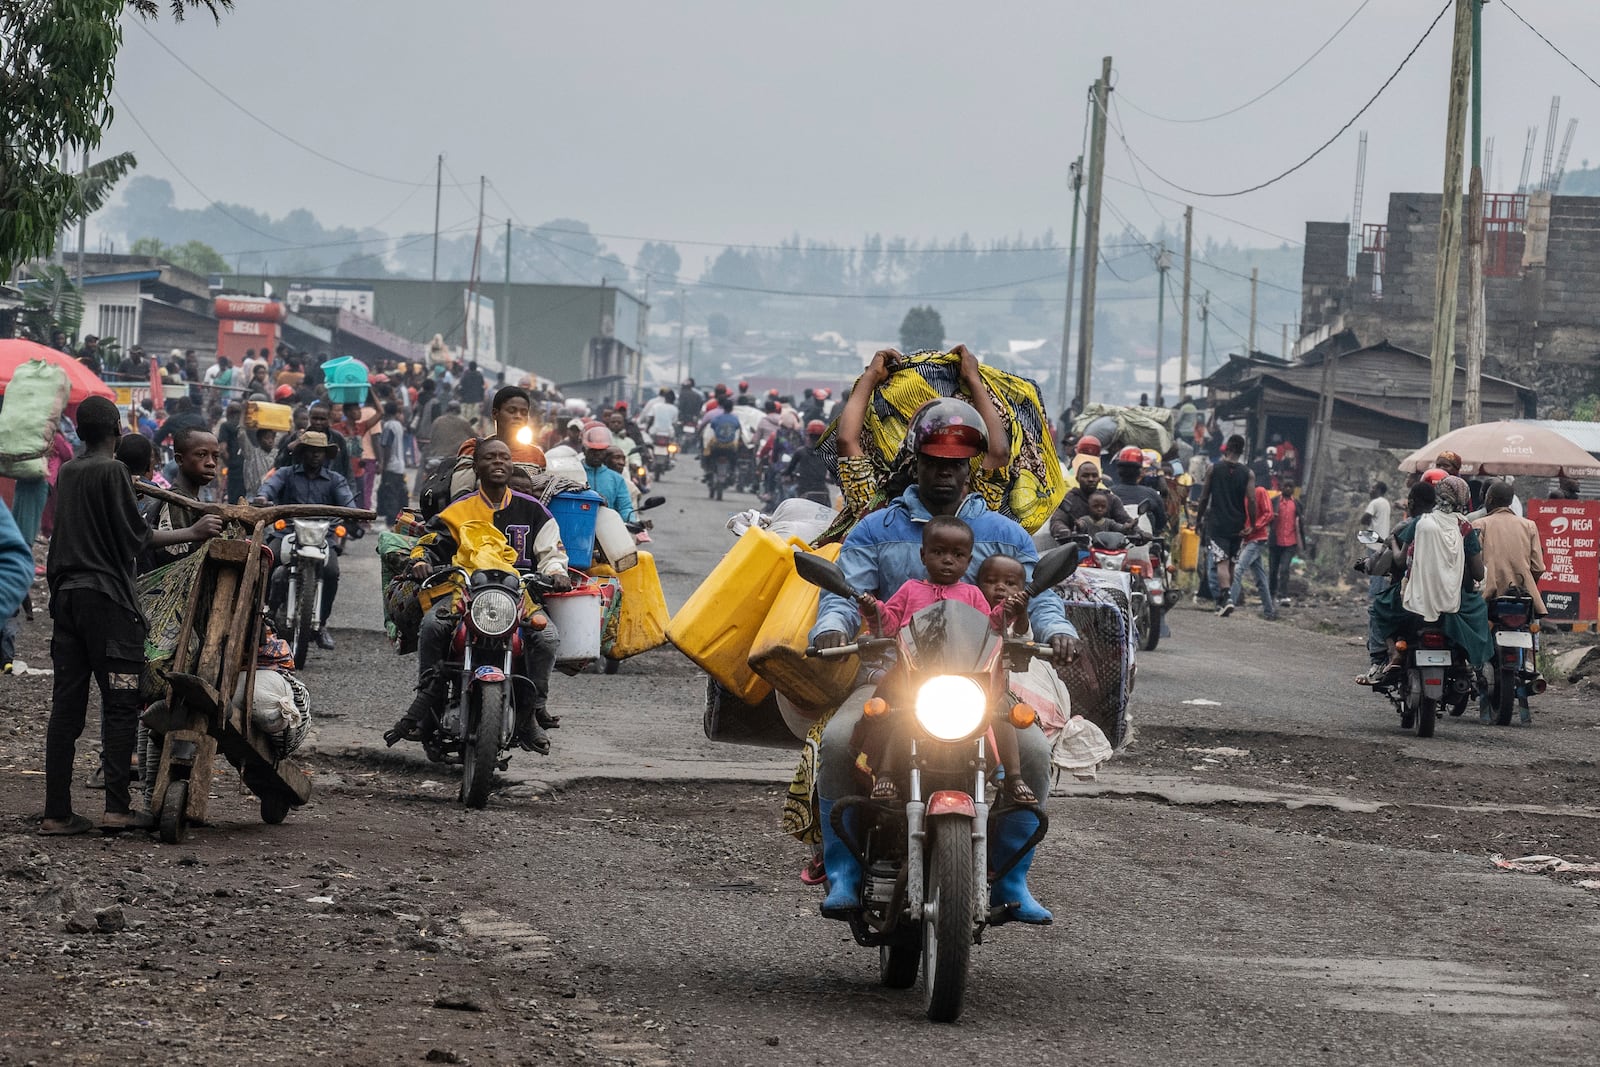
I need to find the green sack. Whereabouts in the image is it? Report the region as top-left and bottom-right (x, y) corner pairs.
(0, 360), (69, 479)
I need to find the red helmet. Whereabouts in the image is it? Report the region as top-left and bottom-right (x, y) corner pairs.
(274, 384), (294, 400)
(908, 398), (986, 459)
(806, 419), (827, 436)
(1076, 435), (1102, 455)
(714, 383), (728, 396)
(1421, 467), (1449, 484)
(738, 380), (749, 390)
(1116, 446), (1145, 466)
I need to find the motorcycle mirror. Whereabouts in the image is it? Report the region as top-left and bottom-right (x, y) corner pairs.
(792, 550), (859, 600)
(1357, 529), (1380, 546)
(1027, 546), (1079, 596)
(640, 495), (666, 511)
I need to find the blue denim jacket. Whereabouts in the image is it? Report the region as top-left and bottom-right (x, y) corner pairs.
(810, 488), (1076, 643)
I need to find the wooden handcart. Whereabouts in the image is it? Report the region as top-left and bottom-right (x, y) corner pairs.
(135, 484), (374, 843)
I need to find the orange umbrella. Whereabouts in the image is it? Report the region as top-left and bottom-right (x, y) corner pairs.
(1399, 421), (1600, 478)
(0, 338), (115, 405)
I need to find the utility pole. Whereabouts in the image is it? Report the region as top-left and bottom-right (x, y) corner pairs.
(74, 148), (88, 287)
(1057, 156), (1084, 414)
(1248, 267), (1258, 354)
(674, 288), (687, 385)
(686, 337), (695, 383)
(431, 153), (443, 333)
(465, 175), (485, 359)
(502, 218), (512, 371)
(1463, 0), (1487, 425)
(1199, 291), (1211, 381)
(1154, 245), (1171, 406)
(1076, 56), (1112, 405)
(635, 274), (650, 407)
(1179, 205), (1193, 400)
(1427, 0), (1476, 439)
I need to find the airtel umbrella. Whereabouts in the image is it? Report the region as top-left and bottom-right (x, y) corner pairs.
(0, 338), (116, 405)
(1399, 421), (1600, 478)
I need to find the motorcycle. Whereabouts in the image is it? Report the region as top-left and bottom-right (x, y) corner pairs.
(794, 545), (1079, 1023)
(1075, 524), (1165, 652)
(651, 432), (677, 478)
(1355, 530), (1477, 736)
(414, 564), (556, 809)
(1487, 585), (1545, 725)
(704, 446), (737, 500)
(269, 517), (347, 668)
(676, 420), (700, 459)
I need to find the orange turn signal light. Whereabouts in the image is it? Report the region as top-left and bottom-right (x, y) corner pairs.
(273, 519), (286, 531)
(1128, 563), (1144, 576)
(1529, 623), (1541, 634)
(1395, 640), (1408, 652)
(1009, 703), (1038, 729)
(863, 697), (890, 718)
(334, 525), (347, 538)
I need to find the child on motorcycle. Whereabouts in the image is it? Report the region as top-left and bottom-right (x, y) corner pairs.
(1073, 490), (1121, 538)
(852, 518), (1037, 805)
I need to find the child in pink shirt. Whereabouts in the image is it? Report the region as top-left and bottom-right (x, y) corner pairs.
(858, 515), (1005, 635)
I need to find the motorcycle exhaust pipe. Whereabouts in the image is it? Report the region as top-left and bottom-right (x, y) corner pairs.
(1533, 674), (1548, 694)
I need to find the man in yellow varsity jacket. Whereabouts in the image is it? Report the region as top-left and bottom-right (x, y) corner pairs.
(389, 439), (571, 752)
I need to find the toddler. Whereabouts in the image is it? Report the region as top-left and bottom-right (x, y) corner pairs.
(1074, 490), (1120, 537)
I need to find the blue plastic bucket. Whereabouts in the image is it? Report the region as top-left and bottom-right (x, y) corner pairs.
(548, 490), (603, 569)
(321, 356), (369, 404)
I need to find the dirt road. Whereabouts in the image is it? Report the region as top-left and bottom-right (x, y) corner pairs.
(3, 465), (1598, 1065)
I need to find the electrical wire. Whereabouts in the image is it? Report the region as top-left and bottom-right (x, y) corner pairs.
(1499, 0), (1600, 94)
(1104, 0), (1452, 199)
(1101, 176), (1303, 245)
(129, 20), (469, 189)
(1117, 0), (1375, 124)
(110, 90), (294, 245)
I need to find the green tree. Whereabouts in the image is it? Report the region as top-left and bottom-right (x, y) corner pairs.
(0, 1), (230, 278)
(899, 305), (945, 352)
(129, 236), (230, 275)
(16, 265), (85, 343)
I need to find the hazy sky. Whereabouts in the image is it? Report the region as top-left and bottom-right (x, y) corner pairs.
(98, 0), (1600, 267)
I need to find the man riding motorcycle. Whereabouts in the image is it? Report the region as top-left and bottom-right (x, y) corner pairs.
(701, 395), (745, 489)
(1106, 446), (1169, 537)
(388, 439), (571, 752)
(579, 425), (636, 522)
(255, 431), (357, 650)
(808, 398), (1082, 925)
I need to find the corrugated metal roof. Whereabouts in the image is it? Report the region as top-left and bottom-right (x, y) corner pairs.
(1521, 419), (1600, 456)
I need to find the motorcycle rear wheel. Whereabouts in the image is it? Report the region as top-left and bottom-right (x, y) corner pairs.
(1495, 667), (1517, 727)
(922, 820), (974, 1023)
(1416, 694), (1437, 738)
(292, 572), (318, 670)
(1137, 600), (1161, 652)
(461, 682), (504, 809)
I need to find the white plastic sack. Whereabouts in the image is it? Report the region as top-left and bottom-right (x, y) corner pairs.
(1050, 716), (1114, 781)
(765, 498), (836, 544)
(233, 668), (310, 752)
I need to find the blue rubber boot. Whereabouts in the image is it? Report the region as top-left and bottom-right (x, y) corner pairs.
(989, 807), (1052, 925)
(817, 797), (862, 918)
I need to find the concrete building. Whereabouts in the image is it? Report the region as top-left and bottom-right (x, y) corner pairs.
(1299, 190), (1600, 410)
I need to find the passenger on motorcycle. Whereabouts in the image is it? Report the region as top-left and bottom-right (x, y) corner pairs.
(390, 439), (572, 752)
(1361, 476), (1491, 686)
(579, 425), (636, 522)
(1047, 460), (1131, 542)
(783, 420), (833, 505)
(1107, 446), (1169, 536)
(809, 397), (1081, 924)
(701, 396), (744, 483)
(255, 431), (357, 650)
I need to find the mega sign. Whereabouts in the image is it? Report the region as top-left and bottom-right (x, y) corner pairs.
(1528, 499), (1600, 624)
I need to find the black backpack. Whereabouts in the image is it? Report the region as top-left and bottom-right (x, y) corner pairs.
(419, 456), (468, 520)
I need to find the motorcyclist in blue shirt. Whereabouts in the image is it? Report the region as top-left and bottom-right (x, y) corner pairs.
(579, 424), (635, 522)
(808, 398), (1081, 926)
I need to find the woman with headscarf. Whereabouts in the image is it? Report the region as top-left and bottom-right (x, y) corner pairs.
(1359, 476), (1491, 686)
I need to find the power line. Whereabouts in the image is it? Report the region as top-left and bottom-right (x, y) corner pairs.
(1499, 0), (1600, 95)
(129, 20), (470, 190)
(1188, 256), (1300, 296)
(110, 90), (295, 245)
(1117, 0), (1376, 124)
(1104, 0), (1452, 199)
(1101, 175), (1303, 245)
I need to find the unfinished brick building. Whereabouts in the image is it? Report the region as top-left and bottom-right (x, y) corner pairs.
(1299, 190), (1600, 412)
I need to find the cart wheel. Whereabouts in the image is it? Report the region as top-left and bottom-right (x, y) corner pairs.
(260, 794), (290, 825)
(603, 656), (621, 675)
(160, 780), (189, 844)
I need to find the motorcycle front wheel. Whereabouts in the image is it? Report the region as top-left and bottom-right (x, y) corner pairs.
(292, 569), (318, 669)
(922, 819), (974, 1023)
(461, 681), (504, 809)
(1137, 598), (1161, 652)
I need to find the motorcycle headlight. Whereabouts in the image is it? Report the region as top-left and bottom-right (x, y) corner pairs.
(667, 442), (679, 454)
(293, 520), (329, 548)
(468, 588), (519, 637)
(914, 675), (988, 742)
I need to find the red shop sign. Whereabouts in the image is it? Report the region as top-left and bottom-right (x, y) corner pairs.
(1528, 499), (1600, 624)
